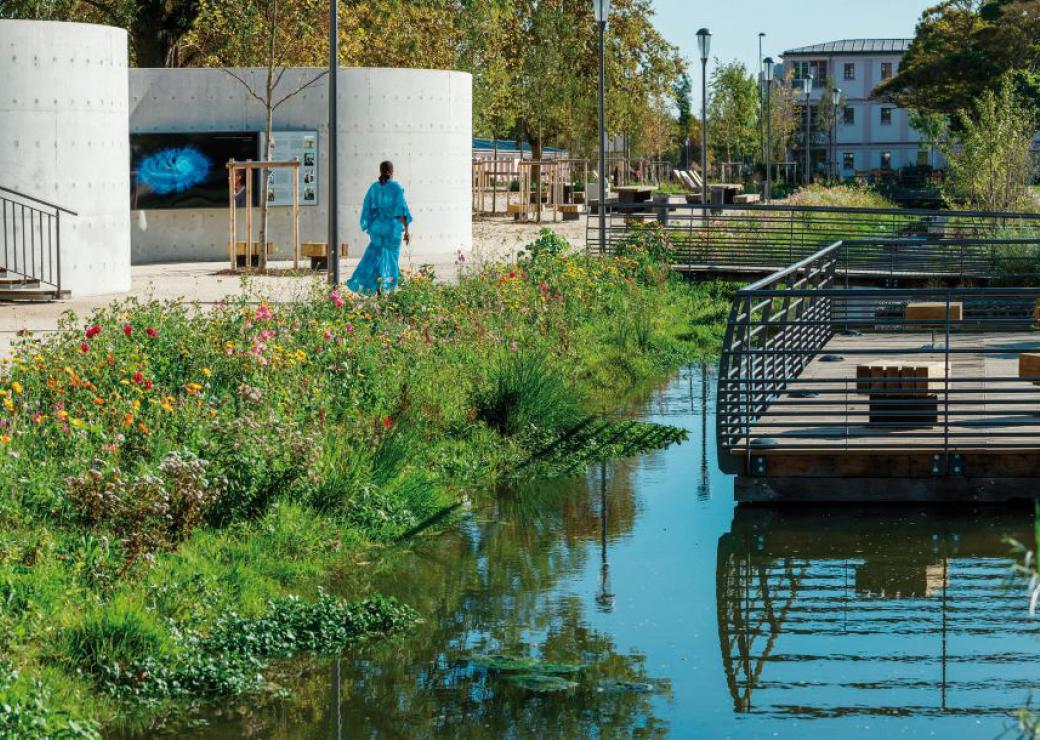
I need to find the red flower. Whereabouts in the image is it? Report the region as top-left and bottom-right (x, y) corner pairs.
(144, 380), (154, 390)
(85, 324), (102, 339)
(123, 324), (133, 337)
(145, 327), (158, 338)
(508, 271), (516, 280)
(383, 416), (393, 429)
(79, 342), (90, 353)
(132, 371), (145, 386)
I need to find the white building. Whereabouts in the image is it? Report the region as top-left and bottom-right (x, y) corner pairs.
(781, 39), (942, 178)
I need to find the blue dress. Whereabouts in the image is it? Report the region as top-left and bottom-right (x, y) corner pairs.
(347, 179), (412, 294)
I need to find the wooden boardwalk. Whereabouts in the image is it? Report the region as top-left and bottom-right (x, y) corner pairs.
(730, 331), (1040, 502)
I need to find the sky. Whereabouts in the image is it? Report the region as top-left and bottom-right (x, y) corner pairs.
(649, 0), (934, 106)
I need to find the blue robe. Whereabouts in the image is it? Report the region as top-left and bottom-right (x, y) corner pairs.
(347, 179), (412, 294)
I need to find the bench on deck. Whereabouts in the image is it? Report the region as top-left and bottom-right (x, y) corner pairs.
(733, 193), (761, 204)
(234, 242), (275, 268)
(300, 242), (348, 271)
(855, 362), (944, 425)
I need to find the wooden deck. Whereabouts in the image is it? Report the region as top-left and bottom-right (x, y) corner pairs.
(732, 331), (1040, 502)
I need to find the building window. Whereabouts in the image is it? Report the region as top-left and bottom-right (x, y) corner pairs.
(843, 152), (855, 170)
(843, 63), (855, 80)
(917, 150), (930, 167)
(880, 108), (893, 126)
(881, 151), (893, 169)
(880, 62), (893, 80)
(793, 60), (828, 87)
(843, 106), (855, 125)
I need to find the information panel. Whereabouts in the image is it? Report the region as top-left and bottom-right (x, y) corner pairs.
(263, 130), (319, 206)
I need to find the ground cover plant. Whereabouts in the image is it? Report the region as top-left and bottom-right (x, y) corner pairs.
(0, 231), (729, 732)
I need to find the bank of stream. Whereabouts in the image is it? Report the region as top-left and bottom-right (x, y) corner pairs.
(119, 364), (1040, 738)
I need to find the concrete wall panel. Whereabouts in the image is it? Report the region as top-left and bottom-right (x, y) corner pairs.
(0, 20), (130, 296)
(130, 67), (472, 266)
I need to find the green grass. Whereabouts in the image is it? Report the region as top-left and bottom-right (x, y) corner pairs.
(0, 233), (730, 731)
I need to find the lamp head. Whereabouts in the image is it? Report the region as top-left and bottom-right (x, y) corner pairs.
(696, 28), (711, 63)
(762, 57), (774, 82)
(832, 88), (842, 106)
(593, 0), (611, 24)
(803, 74), (813, 97)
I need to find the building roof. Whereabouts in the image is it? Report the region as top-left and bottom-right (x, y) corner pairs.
(782, 39), (912, 57)
(472, 137), (563, 154)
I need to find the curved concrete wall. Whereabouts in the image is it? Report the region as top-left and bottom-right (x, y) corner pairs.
(0, 20), (131, 296)
(129, 67), (472, 266)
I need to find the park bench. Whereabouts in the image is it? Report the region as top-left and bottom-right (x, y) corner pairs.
(234, 241), (275, 269)
(855, 362), (944, 425)
(558, 203), (581, 221)
(733, 193), (761, 204)
(301, 242), (348, 271)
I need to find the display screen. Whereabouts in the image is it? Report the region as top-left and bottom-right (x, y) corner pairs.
(130, 132), (260, 210)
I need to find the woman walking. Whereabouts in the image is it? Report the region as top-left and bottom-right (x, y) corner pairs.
(347, 161), (412, 294)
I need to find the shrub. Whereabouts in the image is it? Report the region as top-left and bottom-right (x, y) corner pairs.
(520, 228), (570, 263)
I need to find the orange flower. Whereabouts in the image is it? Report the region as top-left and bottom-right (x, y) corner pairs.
(123, 413), (134, 427)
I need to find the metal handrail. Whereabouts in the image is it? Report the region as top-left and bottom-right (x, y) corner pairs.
(0, 186), (77, 216)
(0, 186), (73, 293)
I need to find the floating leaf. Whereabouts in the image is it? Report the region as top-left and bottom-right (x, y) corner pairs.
(505, 673), (578, 693)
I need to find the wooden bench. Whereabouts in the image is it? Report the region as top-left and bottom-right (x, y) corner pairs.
(507, 203), (526, 220)
(856, 363), (944, 425)
(558, 203), (582, 221)
(733, 193), (761, 204)
(1019, 353), (1040, 385)
(234, 241), (275, 268)
(301, 242), (348, 271)
(904, 302), (963, 323)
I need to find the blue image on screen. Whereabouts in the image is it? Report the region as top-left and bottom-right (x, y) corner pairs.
(137, 146), (212, 195)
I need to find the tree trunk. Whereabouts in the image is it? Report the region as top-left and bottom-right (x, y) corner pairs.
(258, 2), (278, 271)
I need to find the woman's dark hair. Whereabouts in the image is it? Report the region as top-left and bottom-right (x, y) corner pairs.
(379, 161), (394, 184)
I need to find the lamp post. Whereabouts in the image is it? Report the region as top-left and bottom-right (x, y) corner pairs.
(831, 87), (841, 181)
(594, 0), (610, 255)
(696, 28), (711, 208)
(328, 0), (339, 284)
(758, 33), (765, 174)
(802, 73), (813, 186)
(762, 57), (774, 202)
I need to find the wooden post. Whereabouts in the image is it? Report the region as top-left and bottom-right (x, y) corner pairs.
(227, 162), (236, 271)
(245, 161), (253, 270)
(291, 160), (300, 271)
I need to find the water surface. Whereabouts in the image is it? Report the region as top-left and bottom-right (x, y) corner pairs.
(158, 365), (1040, 738)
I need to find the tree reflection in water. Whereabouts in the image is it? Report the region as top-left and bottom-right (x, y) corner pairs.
(716, 505), (1037, 719)
(178, 454), (670, 738)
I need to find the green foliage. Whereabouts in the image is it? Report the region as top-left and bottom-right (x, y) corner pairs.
(941, 77), (1039, 211)
(474, 350), (582, 437)
(0, 661), (100, 739)
(60, 600), (169, 675)
(520, 228), (571, 262)
(708, 59), (761, 164)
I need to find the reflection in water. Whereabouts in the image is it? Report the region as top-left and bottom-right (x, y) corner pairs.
(117, 365), (1040, 739)
(717, 506), (1037, 719)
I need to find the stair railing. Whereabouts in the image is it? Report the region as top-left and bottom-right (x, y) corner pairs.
(0, 186), (77, 295)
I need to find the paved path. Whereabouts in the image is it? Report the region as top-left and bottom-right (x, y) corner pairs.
(0, 218), (587, 357)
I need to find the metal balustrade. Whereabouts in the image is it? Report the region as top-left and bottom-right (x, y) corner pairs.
(0, 185), (76, 295)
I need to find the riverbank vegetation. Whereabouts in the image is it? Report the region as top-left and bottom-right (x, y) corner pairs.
(0, 230), (729, 733)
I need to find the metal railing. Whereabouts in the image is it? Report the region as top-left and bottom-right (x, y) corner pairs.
(716, 238), (1040, 474)
(588, 202), (1040, 278)
(0, 185), (76, 294)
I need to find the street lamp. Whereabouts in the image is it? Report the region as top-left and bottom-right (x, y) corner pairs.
(831, 87), (842, 181)
(594, 0), (610, 255)
(758, 33), (765, 175)
(802, 73), (813, 186)
(762, 57), (774, 202)
(328, 0), (340, 284)
(696, 27), (711, 208)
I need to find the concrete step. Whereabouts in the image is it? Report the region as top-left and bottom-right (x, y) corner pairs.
(0, 288), (66, 303)
(0, 277), (41, 289)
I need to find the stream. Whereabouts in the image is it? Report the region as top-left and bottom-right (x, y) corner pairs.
(141, 364), (1040, 738)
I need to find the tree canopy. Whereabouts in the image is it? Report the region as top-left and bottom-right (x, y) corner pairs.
(875, 0), (1040, 115)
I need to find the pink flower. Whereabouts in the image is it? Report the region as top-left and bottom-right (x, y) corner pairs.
(330, 290), (345, 308)
(145, 327), (158, 338)
(323, 331), (333, 341)
(122, 324), (133, 337)
(254, 304), (273, 321)
(345, 323), (354, 333)
(85, 324), (102, 339)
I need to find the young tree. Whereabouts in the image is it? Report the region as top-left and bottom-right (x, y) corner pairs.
(941, 77), (1038, 210)
(707, 60), (760, 165)
(764, 69), (799, 179)
(188, 0), (327, 269)
(909, 109), (947, 169)
(673, 72), (696, 167)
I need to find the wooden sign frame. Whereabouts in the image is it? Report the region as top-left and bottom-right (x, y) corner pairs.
(227, 159), (301, 271)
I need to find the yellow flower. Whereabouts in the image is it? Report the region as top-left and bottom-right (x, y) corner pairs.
(11, 382), (23, 395)
(161, 397), (175, 413)
(70, 418), (86, 429)
(201, 367), (212, 378)
(132, 399), (141, 411)
(185, 383), (203, 395)
(2, 398), (13, 413)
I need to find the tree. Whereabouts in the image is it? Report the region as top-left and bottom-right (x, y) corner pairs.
(707, 60), (759, 165)
(941, 77), (1038, 211)
(673, 72), (696, 167)
(876, 0), (1040, 116)
(909, 109), (947, 169)
(2, 0), (203, 66)
(188, 0), (328, 268)
(764, 69), (799, 176)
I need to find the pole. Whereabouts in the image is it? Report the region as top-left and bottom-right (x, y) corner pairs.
(328, 0), (340, 284)
(832, 101), (838, 181)
(758, 33), (764, 175)
(597, 19), (607, 255)
(765, 82), (772, 203)
(701, 57), (708, 207)
(804, 92), (811, 186)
